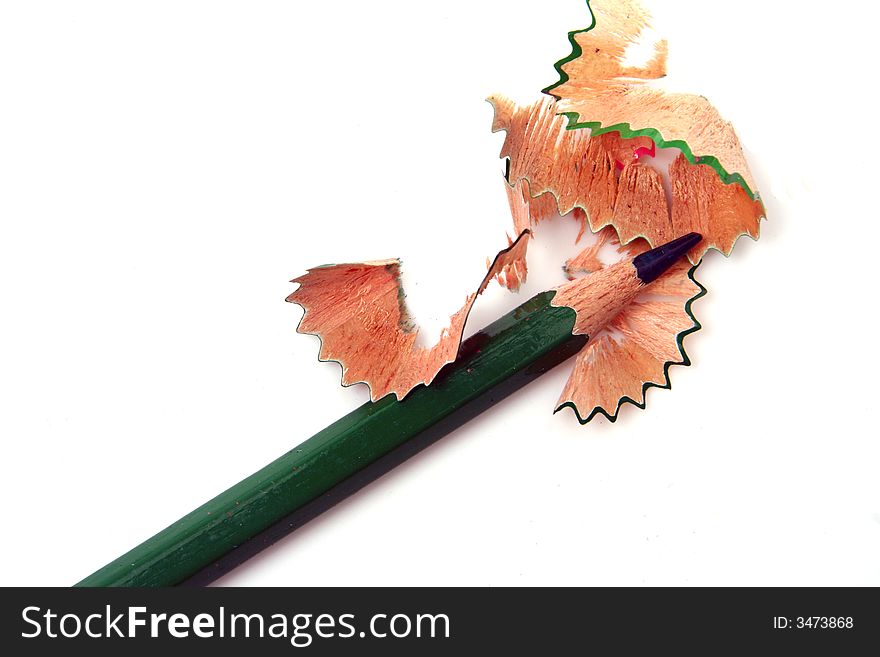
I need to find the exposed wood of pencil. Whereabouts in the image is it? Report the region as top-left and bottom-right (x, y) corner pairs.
(75, 234), (700, 587)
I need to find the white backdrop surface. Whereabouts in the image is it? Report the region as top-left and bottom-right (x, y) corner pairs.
(1, 1), (877, 586)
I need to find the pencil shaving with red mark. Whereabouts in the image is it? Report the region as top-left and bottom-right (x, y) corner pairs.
(546, 0), (759, 198)
(490, 95), (764, 264)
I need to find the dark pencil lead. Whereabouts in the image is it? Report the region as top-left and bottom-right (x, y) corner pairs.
(632, 232), (703, 284)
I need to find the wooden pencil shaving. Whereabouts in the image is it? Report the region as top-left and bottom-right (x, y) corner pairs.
(669, 153), (762, 257)
(546, 0), (759, 198)
(564, 226), (616, 276)
(287, 232), (529, 402)
(490, 95), (764, 263)
(498, 178), (560, 291)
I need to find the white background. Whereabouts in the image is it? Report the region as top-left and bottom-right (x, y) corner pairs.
(1, 0), (878, 586)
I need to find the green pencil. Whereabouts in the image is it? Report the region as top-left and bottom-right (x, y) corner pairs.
(76, 232), (701, 587)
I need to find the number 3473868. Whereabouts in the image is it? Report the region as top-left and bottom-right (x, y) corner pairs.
(774, 617), (854, 629)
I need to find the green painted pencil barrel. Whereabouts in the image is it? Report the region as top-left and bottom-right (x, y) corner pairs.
(76, 291), (583, 586)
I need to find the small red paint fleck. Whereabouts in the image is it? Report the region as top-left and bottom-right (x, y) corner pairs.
(634, 143), (656, 160)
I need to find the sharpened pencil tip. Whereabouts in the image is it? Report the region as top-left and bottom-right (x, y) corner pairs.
(631, 232), (702, 284)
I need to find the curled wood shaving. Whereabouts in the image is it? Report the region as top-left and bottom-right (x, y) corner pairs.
(545, 0), (758, 198)
(497, 178), (560, 291)
(287, 232), (529, 401)
(564, 226), (616, 277)
(669, 152), (762, 258)
(490, 95), (764, 263)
